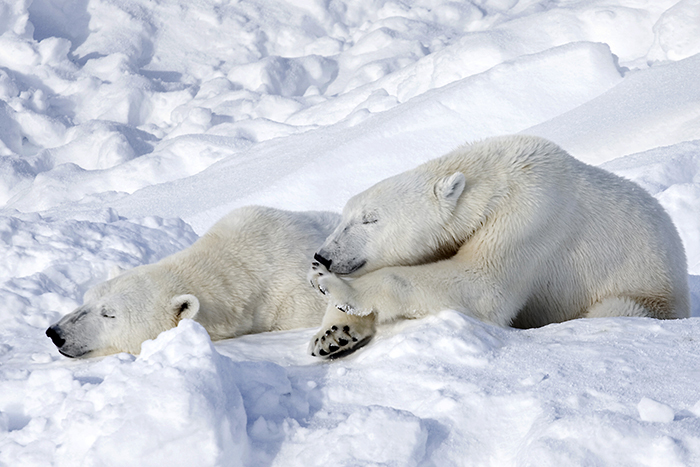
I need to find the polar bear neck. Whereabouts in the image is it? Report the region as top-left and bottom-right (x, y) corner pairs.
(422, 135), (569, 251)
(155, 242), (260, 338)
(149, 208), (330, 340)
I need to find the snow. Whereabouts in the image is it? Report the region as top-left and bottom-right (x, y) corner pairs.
(0, 0), (699, 465)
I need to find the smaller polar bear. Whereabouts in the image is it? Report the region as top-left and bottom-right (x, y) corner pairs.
(46, 206), (340, 358)
(308, 135), (690, 358)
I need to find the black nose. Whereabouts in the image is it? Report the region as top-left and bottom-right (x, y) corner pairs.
(313, 252), (332, 270)
(46, 326), (65, 348)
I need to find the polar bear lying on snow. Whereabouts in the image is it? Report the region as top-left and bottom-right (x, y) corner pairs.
(308, 135), (690, 358)
(46, 206), (339, 358)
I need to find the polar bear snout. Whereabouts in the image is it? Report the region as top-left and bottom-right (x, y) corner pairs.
(313, 252), (333, 271)
(45, 324), (88, 358)
(314, 250), (366, 275)
(46, 325), (66, 349)
(46, 308), (103, 358)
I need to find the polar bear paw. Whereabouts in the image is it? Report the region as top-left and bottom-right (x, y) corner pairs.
(309, 323), (373, 358)
(308, 261), (330, 295)
(308, 261), (372, 316)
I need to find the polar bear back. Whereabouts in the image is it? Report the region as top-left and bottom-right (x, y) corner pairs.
(158, 206), (340, 339)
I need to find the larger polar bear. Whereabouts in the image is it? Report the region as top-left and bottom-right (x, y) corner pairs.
(46, 206), (339, 358)
(308, 135), (690, 357)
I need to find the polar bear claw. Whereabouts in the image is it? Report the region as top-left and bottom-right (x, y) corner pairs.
(309, 323), (372, 357)
(308, 305), (376, 358)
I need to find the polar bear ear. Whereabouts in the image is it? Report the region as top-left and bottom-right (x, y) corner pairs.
(435, 172), (466, 211)
(108, 264), (126, 280)
(171, 294), (200, 321)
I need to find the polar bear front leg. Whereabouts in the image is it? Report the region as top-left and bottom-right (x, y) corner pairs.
(308, 306), (376, 357)
(308, 262), (376, 357)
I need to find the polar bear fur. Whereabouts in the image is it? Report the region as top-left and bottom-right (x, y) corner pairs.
(308, 135), (689, 358)
(46, 206), (340, 358)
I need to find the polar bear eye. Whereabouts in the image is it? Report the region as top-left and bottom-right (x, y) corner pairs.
(101, 308), (116, 319)
(362, 213), (378, 225)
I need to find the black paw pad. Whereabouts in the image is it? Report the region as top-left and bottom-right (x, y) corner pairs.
(338, 338), (348, 346)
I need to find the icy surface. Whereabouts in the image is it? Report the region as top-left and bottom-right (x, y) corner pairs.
(1, 0), (699, 465)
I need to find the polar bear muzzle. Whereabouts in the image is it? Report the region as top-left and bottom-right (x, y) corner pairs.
(313, 252), (332, 271)
(314, 250), (366, 275)
(46, 325), (65, 349)
(45, 323), (90, 358)
(45, 305), (110, 358)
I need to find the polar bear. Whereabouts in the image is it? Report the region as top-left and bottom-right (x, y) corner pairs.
(307, 135), (690, 357)
(46, 206), (340, 358)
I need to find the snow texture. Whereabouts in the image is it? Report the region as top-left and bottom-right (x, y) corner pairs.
(0, 0), (699, 465)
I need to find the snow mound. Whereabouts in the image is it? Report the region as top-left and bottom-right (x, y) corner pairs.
(56, 320), (247, 467)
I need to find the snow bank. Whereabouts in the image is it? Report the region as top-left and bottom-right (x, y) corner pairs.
(528, 53), (700, 165)
(206, 312), (700, 465)
(7, 310), (700, 466)
(0, 317), (324, 466)
(1, 320), (249, 466)
(105, 40), (625, 231)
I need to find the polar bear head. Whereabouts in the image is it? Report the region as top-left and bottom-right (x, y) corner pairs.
(45, 265), (199, 358)
(314, 170), (466, 275)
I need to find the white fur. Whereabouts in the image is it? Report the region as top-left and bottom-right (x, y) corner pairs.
(47, 206), (339, 357)
(308, 135), (690, 357)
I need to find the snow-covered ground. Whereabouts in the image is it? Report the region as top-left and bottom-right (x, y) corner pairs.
(1, 0), (699, 465)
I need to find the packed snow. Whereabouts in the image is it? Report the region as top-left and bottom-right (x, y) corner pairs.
(1, 0), (699, 465)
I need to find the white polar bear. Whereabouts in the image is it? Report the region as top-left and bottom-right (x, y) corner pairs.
(46, 206), (339, 358)
(308, 135), (690, 358)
